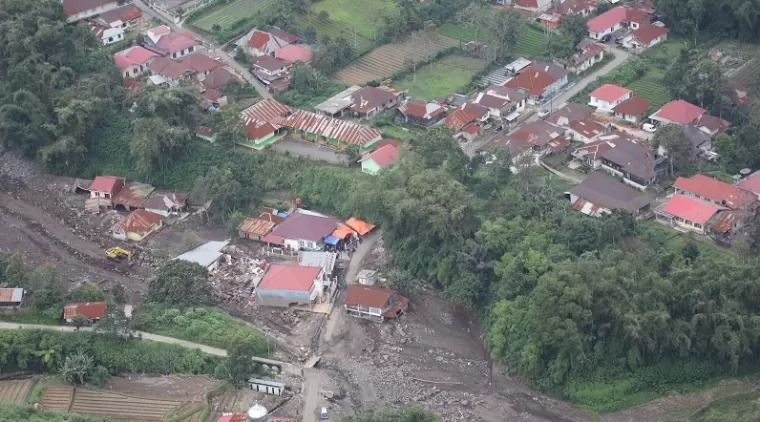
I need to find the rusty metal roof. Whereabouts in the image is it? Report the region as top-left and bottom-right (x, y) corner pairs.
(282, 110), (383, 146)
(112, 182), (155, 208)
(239, 217), (275, 236)
(63, 302), (107, 320)
(710, 210), (738, 233)
(0, 288), (24, 303)
(240, 98), (291, 127)
(114, 209), (163, 234)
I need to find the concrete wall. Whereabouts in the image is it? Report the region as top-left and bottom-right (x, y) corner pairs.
(257, 288), (312, 307)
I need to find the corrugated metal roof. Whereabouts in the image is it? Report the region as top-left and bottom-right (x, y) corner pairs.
(174, 240), (230, 268)
(297, 251), (337, 274)
(0, 288), (24, 303)
(114, 210), (163, 234)
(63, 302), (107, 320)
(344, 284), (396, 308)
(112, 182), (155, 208)
(282, 110), (383, 146)
(240, 98), (291, 127)
(239, 217), (275, 236)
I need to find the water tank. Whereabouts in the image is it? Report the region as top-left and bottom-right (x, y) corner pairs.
(247, 404), (268, 422)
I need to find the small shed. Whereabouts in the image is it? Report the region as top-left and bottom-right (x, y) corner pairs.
(173, 240), (230, 272)
(0, 288), (25, 308)
(357, 269), (377, 285)
(247, 378), (285, 395)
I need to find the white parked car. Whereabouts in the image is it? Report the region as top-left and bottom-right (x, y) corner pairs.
(537, 109), (550, 118)
(643, 123), (657, 133)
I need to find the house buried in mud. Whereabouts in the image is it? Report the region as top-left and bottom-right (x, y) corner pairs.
(343, 284), (408, 322)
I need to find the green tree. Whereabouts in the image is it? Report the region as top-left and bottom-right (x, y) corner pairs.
(95, 301), (131, 339)
(651, 123), (694, 176)
(131, 117), (191, 174)
(561, 14), (588, 44)
(71, 314), (89, 331)
(190, 166), (249, 219)
(149, 260), (212, 305)
(109, 283), (128, 304)
(546, 35), (576, 59)
(216, 339), (261, 385)
(3, 254), (27, 287)
(60, 349), (94, 385)
(67, 281), (105, 303)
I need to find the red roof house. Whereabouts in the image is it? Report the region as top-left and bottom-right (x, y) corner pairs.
(240, 29), (294, 56)
(344, 284), (409, 321)
(589, 84), (632, 110)
(63, 302), (107, 321)
(397, 99), (446, 125)
(113, 47), (159, 77)
(112, 209), (164, 241)
(586, 6), (651, 39)
(650, 100), (706, 125)
(274, 44), (313, 64)
(63, 0), (118, 21)
(360, 144), (398, 174)
(739, 171), (760, 199)
(505, 67), (557, 97)
(630, 24), (669, 48)
(256, 264), (324, 307)
(658, 195), (724, 229)
(673, 174), (756, 210)
(613, 95), (650, 124)
(89, 176), (124, 199)
(155, 32), (198, 56)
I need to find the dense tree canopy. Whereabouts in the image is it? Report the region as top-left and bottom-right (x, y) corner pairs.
(148, 261), (212, 305)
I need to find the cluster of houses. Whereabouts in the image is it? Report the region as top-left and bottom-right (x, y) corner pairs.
(0, 287), (133, 325)
(80, 175), (187, 242)
(234, 28), (313, 93)
(111, 25), (244, 110)
(63, 0), (143, 45)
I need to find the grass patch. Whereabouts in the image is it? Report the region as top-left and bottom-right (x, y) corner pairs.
(0, 310), (61, 325)
(377, 124), (425, 142)
(310, 0), (395, 40)
(191, 0), (274, 32)
(677, 391), (760, 422)
(637, 221), (734, 261)
(439, 23), (549, 58)
(394, 55), (487, 99)
(132, 304), (270, 353)
(627, 72), (672, 110)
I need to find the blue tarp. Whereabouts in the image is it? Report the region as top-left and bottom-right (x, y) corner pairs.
(277, 211), (288, 218)
(324, 236), (341, 245)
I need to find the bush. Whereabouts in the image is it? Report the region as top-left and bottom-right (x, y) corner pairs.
(0, 404), (109, 422)
(0, 329), (221, 376)
(132, 304), (269, 353)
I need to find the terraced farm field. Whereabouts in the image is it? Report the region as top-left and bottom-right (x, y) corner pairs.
(334, 32), (460, 85)
(303, 0), (394, 54)
(69, 388), (185, 421)
(627, 73), (672, 110)
(39, 385), (74, 411)
(0, 378), (33, 404)
(192, 0), (275, 32)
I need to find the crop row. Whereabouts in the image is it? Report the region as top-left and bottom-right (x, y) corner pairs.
(0, 379), (33, 404)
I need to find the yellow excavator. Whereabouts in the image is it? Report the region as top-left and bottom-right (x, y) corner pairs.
(105, 247), (132, 262)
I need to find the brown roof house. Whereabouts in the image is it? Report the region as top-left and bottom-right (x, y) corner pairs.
(143, 191), (187, 217)
(613, 95), (650, 124)
(263, 210), (341, 251)
(235, 28), (297, 57)
(473, 85), (528, 122)
(238, 217), (276, 241)
(555, 40), (605, 75)
(112, 209), (163, 242)
(567, 172), (651, 218)
(396, 99), (446, 126)
(64, 0), (119, 22)
(148, 57), (196, 87)
(344, 284), (409, 322)
(622, 23), (669, 52)
(349, 86), (403, 118)
(94, 4), (143, 31)
(252, 55), (290, 91)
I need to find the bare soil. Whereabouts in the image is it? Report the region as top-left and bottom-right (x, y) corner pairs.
(102, 374), (220, 401)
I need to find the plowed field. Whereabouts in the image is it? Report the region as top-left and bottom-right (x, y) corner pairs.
(0, 379), (33, 404)
(39, 385), (74, 411)
(69, 388), (185, 421)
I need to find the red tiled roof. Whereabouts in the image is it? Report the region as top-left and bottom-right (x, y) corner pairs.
(281, 110), (383, 146)
(90, 176), (121, 193)
(274, 44), (313, 63)
(586, 6), (650, 33)
(156, 32), (196, 54)
(97, 4), (141, 23)
(350, 86), (397, 114)
(505, 67), (556, 96)
(569, 118), (605, 139)
(660, 195), (723, 225)
(180, 54), (224, 73)
(344, 284), (396, 309)
(673, 174), (755, 209)
(739, 171), (760, 196)
(462, 124), (479, 135)
(613, 95), (650, 116)
(149, 57), (195, 79)
(363, 144), (398, 169)
(590, 84), (631, 103)
(248, 31), (271, 49)
(444, 109), (478, 132)
(259, 264), (321, 292)
(63, 302), (107, 320)
(651, 100), (706, 125)
(371, 139), (403, 152)
(398, 99), (445, 119)
(695, 114), (729, 133)
(515, 0), (538, 8)
(115, 209), (163, 234)
(633, 24), (669, 45)
(120, 46), (159, 66)
(64, 0), (115, 15)
(245, 120), (277, 140)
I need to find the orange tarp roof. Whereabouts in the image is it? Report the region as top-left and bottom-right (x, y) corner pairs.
(332, 223), (356, 239)
(345, 217), (375, 236)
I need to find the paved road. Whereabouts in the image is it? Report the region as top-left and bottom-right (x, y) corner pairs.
(466, 45), (631, 158)
(132, 0), (272, 99)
